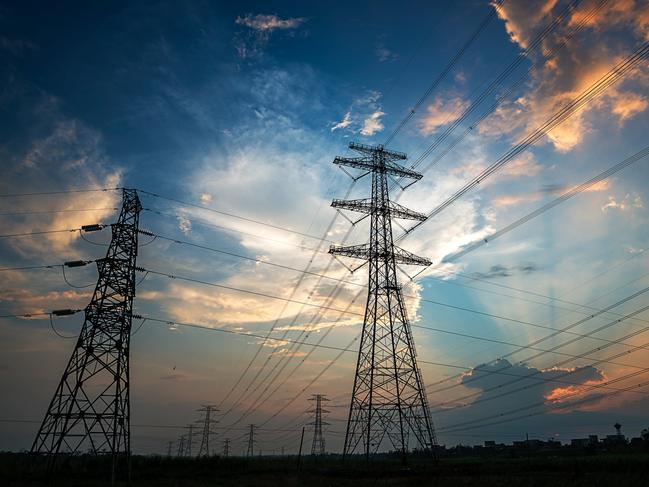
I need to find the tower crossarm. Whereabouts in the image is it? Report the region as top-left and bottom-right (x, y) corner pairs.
(329, 243), (370, 260)
(329, 243), (431, 267)
(349, 141), (406, 160)
(332, 198), (426, 221)
(393, 245), (432, 266)
(333, 156), (422, 180)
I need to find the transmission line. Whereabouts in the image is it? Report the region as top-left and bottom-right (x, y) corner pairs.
(0, 207), (117, 216)
(425, 283), (649, 394)
(137, 189), (339, 244)
(398, 40), (649, 240)
(383, 1), (500, 145)
(402, 0), (602, 177)
(0, 187), (121, 198)
(445, 144), (649, 262)
(138, 267), (362, 317)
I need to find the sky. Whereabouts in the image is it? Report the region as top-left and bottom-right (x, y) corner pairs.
(1, 0), (649, 455)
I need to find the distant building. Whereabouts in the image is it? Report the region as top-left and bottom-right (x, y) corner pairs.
(570, 438), (590, 447)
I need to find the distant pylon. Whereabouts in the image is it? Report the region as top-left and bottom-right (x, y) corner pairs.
(176, 434), (185, 457)
(246, 424), (256, 457)
(197, 404), (218, 457)
(184, 424), (194, 457)
(222, 438), (230, 457)
(166, 440), (173, 457)
(31, 189), (142, 479)
(329, 142), (437, 459)
(308, 394), (329, 455)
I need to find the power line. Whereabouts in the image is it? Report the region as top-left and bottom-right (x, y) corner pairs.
(143, 207), (328, 255)
(113, 312), (649, 440)
(425, 283), (649, 394)
(383, 1), (500, 145)
(0, 187), (122, 198)
(444, 144), (649, 262)
(137, 189), (339, 244)
(138, 267), (363, 317)
(403, 0), (599, 175)
(0, 208), (117, 216)
(399, 41), (649, 240)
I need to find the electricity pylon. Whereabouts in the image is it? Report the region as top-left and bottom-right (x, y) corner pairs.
(197, 404), (218, 457)
(329, 142), (437, 459)
(222, 438), (231, 457)
(246, 424), (256, 457)
(308, 394), (329, 455)
(184, 424), (194, 457)
(176, 434), (186, 457)
(31, 188), (142, 479)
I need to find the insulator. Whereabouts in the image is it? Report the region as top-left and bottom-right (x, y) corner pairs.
(64, 260), (89, 268)
(52, 309), (77, 316)
(81, 224), (104, 232)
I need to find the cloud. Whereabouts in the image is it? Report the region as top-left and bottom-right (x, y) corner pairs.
(234, 13), (307, 59)
(0, 98), (122, 259)
(610, 90), (649, 121)
(420, 95), (470, 135)
(601, 193), (643, 212)
(433, 359), (607, 417)
(470, 263), (538, 279)
(375, 33), (398, 62)
(492, 0), (559, 49)
(235, 14), (305, 32)
(331, 111), (352, 132)
(360, 110), (385, 136)
(177, 214), (192, 234)
(483, 0), (649, 152)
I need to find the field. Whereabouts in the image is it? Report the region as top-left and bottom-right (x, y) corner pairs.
(3, 452), (649, 486)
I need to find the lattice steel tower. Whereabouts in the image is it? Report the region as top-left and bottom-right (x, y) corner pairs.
(308, 394), (329, 455)
(329, 142), (437, 459)
(197, 404), (218, 457)
(32, 188), (142, 478)
(246, 424), (256, 457)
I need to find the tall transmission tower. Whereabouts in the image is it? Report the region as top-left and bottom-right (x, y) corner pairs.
(246, 424), (256, 457)
(329, 142), (437, 459)
(308, 394), (329, 455)
(197, 405), (218, 457)
(31, 188), (142, 479)
(222, 438), (231, 458)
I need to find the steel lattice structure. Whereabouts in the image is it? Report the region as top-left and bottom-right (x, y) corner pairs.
(246, 424), (256, 457)
(308, 394), (329, 455)
(31, 188), (142, 478)
(330, 142), (437, 459)
(197, 404), (218, 457)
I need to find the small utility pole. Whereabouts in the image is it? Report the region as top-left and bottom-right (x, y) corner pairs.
(166, 441), (173, 457)
(297, 426), (305, 470)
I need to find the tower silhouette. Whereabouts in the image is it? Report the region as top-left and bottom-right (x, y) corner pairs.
(246, 424), (256, 457)
(31, 188), (142, 478)
(222, 438), (231, 457)
(184, 424), (194, 457)
(176, 434), (186, 457)
(308, 394), (329, 455)
(197, 405), (218, 457)
(329, 142), (437, 458)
